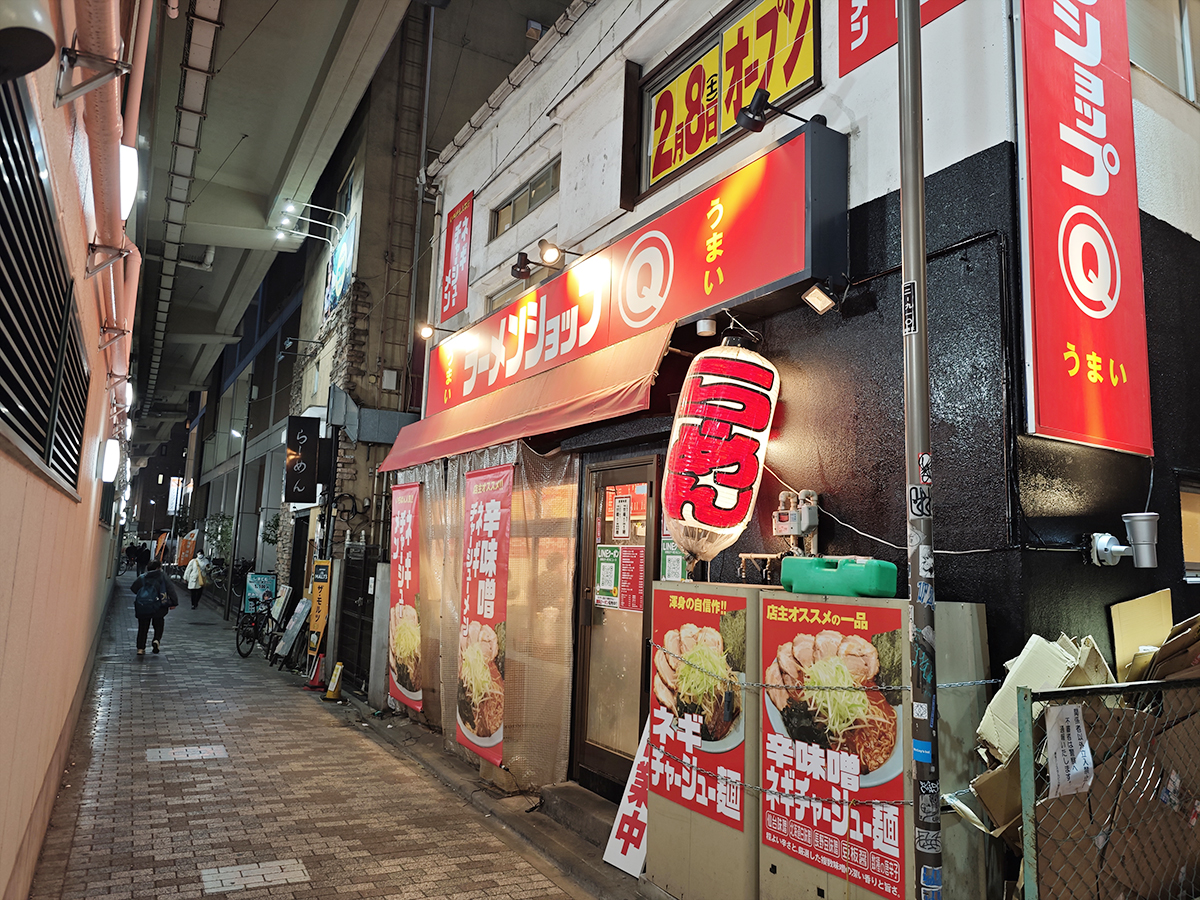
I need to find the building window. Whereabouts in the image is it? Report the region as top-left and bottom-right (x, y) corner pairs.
(490, 159), (560, 238)
(1128, 0), (1200, 103)
(1181, 480), (1200, 582)
(488, 277), (535, 313)
(0, 80), (90, 489)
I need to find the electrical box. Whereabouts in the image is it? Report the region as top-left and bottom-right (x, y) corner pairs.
(773, 510), (801, 536)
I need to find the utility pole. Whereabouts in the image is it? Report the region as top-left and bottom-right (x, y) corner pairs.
(224, 368), (255, 621)
(897, 0), (941, 891)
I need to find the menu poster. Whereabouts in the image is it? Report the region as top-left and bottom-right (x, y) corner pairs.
(761, 597), (905, 897)
(456, 465), (513, 766)
(649, 588), (747, 831)
(389, 484), (423, 711)
(596, 545), (645, 611)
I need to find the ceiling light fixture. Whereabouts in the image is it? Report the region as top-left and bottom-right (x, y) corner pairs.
(101, 437), (120, 482)
(119, 144), (139, 220)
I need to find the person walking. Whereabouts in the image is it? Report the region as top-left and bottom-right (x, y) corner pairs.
(130, 561), (179, 655)
(136, 542), (151, 576)
(183, 551), (207, 609)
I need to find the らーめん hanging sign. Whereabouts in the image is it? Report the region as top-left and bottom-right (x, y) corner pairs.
(1017, 0), (1152, 456)
(284, 416), (320, 504)
(662, 338), (779, 565)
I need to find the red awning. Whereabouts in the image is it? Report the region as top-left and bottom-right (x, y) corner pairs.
(379, 322), (674, 472)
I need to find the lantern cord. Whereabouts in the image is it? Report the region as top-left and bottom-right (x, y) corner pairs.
(723, 309), (763, 344)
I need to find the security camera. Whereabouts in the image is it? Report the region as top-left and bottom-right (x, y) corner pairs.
(1090, 512), (1160, 568)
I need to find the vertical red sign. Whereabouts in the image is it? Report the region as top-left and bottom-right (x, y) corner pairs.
(649, 587), (747, 831)
(456, 464), (513, 766)
(761, 597), (904, 897)
(838, 0), (967, 76)
(389, 484), (423, 711)
(1019, 0), (1152, 455)
(440, 191), (473, 323)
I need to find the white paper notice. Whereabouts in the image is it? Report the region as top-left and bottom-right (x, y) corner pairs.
(603, 722), (650, 876)
(1045, 704), (1094, 799)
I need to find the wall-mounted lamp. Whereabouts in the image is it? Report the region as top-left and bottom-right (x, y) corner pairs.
(101, 437), (120, 482)
(696, 318), (718, 337)
(537, 239), (581, 266)
(802, 282), (837, 315)
(283, 198), (348, 226)
(418, 323), (456, 340)
(735, 87), (826, 133)
(283, 337), (322, 351)
(1090, 513), (1160, 568)
(511, 251), (540, 280)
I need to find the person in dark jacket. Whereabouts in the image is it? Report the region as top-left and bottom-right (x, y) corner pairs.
(136, 542), (151, 575)
(130, 561), (179, 655)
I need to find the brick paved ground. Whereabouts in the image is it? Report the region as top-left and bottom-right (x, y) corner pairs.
(28, 576), (584, 900)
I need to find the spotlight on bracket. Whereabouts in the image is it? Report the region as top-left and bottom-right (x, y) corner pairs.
(1090, 513), (1160, 568)
(802, 282), (837, 315)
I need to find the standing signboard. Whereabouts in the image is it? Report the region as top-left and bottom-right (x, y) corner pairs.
(648, 587), (747, 830)
(308, 560), (331, 659)
(285, 416), (320, 504)
(440, 192), (473, 323)
(389, 483), (423, 711)
(760, 595), (905, 897)
(456, 465), (513, 766)
(603, 722), (652, 876)
(244, 573), (277, 614)
(1016, 0), (1152, 456)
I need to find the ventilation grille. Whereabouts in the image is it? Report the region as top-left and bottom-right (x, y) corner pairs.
(0, 80), (89, 487)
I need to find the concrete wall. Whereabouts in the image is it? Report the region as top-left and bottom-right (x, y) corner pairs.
(0, 39), (128, 900)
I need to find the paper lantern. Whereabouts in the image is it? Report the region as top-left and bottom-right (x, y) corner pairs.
(663, 336), (779, 565)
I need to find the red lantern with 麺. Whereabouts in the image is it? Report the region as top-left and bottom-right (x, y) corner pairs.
(663, 335), (779, 567)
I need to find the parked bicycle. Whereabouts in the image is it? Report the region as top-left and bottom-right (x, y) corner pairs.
(207, 557), (253, 599)
(235, 593), (279, 659)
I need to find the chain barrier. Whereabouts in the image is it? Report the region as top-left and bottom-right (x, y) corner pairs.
(649, 639), (1002, 693)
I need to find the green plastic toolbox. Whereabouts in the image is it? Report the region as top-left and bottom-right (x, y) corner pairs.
(779, 555), (898, 598)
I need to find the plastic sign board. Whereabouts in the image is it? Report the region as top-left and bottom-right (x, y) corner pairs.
(456, 465), (513, 766)
(603, 722), (652, 875)
(440, 192), (473, 322)
(389, 483), (423, 711)
(324, 216), (357, 317)
(719, 0), (816, 135)
(1017, 0), (1152, 455)
(838, 0), (967, 76)
(308, 560), (331, 658)
(649, 587), (748, 831)
(285, 416), (320, 504)
(428, 126), (845, 415)
(761, 596), (904, 897)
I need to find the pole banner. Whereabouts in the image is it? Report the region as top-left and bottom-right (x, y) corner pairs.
(389, 483), (423, 711)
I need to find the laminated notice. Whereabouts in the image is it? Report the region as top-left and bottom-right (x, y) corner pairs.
(1045, 704), (1094, 799)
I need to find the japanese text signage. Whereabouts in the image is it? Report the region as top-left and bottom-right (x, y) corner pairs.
(429, 131), (816, 415)
(761, 597), (904, 897)
(1019, 0), (1152, 455)
(649, 588), (748, 831)
(441, 192), (473, 323)
(838, 0), (967, 76)
(456, 465), (513, 766)
(284, 416), (320, 504)
(389, 484), (423, 711)
(604, 723), (652, 875)
(647, 0), (817, 186)
(308, 560), (331, 659)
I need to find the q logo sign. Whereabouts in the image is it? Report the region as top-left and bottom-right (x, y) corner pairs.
(618, 231), (673, 328)
(1058, 205), (1121, 319)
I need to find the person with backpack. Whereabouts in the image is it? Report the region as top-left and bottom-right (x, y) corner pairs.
(130, 560), (179, 655)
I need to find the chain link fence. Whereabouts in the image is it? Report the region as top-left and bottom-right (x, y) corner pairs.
(1018, 679), (1200, 900)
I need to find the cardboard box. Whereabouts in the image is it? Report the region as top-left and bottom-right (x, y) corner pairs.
(971, 754), (1022, 829)
(1109, 589), (1174, 682)
(976, 635), (1080, 763)
(1083, 704), (1159, 764)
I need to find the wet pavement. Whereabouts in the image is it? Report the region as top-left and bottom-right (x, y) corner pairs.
(28, 575), (590, 900)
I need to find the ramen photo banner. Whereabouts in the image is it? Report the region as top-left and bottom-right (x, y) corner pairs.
(389, 483), (422, 712)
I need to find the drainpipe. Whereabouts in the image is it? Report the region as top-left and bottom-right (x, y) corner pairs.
(178, 244), (216, 271)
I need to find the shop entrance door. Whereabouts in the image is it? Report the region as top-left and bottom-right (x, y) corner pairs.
(572, 456), (661, 800)
(337, 542), (378, 689)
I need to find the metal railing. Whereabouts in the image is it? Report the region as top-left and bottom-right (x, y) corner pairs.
(1018, 679), (1200, 900)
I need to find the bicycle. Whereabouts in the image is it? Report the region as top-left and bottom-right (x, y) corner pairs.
(235, 594), (278, 658)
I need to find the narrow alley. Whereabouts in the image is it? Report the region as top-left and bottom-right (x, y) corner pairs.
(27, 578), (594, 900)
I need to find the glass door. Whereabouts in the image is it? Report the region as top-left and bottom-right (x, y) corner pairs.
(572, 456), (661, 798)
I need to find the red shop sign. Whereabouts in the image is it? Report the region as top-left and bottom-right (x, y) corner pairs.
(427, 126), (846, 415)
(389, 484), (423, 712)
(440, 192), (473, 323)
(1018, 0), (1152, 455)
(838, 0), (967, 76)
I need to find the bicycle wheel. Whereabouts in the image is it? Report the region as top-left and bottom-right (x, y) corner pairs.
(235, 615), (257, 658)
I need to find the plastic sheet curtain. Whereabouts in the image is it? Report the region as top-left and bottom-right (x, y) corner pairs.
(392, 460), (449, 730)
(443, 442), (579, 787)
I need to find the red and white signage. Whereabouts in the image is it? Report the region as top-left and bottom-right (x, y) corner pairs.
(1018, 0), (1152, 455)
(603, 722), (652, 876)
(389, 484), (422, 711)
(440, 192), (473, 323)
(649, 587), (747, 831)
(838, 0), (966, 76)
(663, 341), (779, 563)
(456, 465), (513, 766)
(761, 597), (904, 897)
(427, 133), (815, 415)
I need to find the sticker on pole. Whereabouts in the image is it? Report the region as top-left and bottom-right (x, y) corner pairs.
(902, 281), (917, 335)
(1045, 704), (1094, 799)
